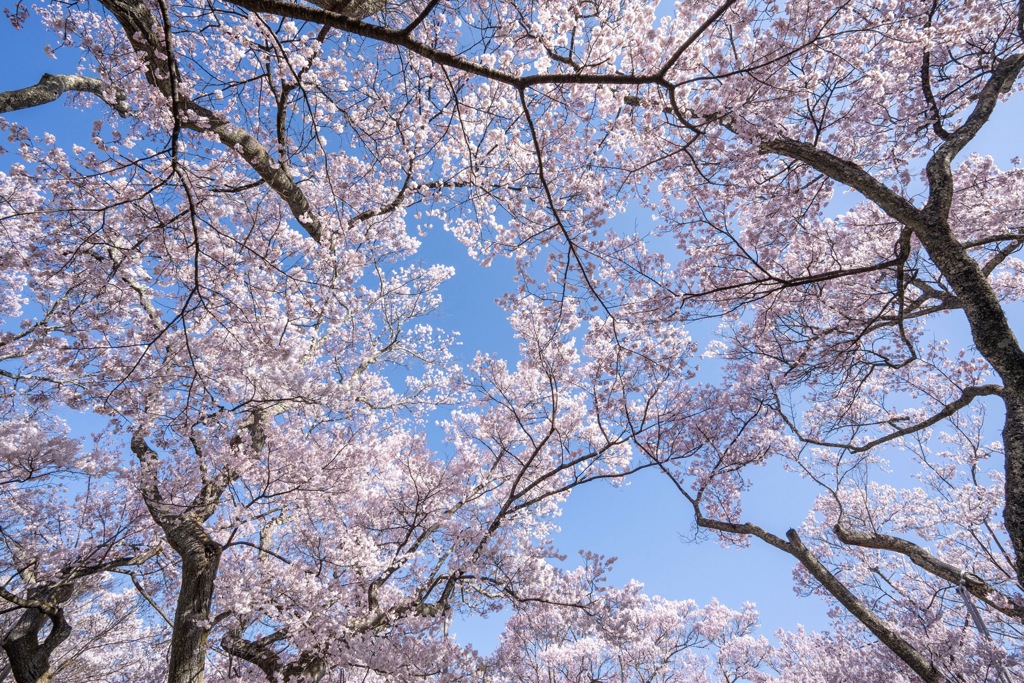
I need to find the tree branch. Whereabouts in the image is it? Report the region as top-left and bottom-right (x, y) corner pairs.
(833, 524), (1024, 620)
(782, 528), (948, 683)
(98, 0), (325, 242)
(758, 137), (924, 230)
(669, 467), (951, 683)
(0, 73), (128, 116)
(777, 384), (1004, 454)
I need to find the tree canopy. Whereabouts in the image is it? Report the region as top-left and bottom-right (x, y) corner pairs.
(1, 0), (1023, 681)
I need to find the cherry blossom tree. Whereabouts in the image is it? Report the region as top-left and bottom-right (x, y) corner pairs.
(484, 554), (769, 683)
(552, 1), (1024, 680)
(0, 4), (674, 681)
(1, 0), (1024, 681)
(0, 405), (160, 682)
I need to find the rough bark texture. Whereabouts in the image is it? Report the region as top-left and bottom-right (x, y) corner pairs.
(221, 630), (327, 682)
(915, 220), (1024, 574)
(0, 579), (79, 683)
(0, 73), (127, 115)
(1004, 397), (1024, 587)
(783, 530), (948, 683)
(832, 524), (1023, 619)
(0, 546), (158, 683)
(0, 606), (70, 683)
(165, 527), (222, 683)
(131, 433), (231, 683)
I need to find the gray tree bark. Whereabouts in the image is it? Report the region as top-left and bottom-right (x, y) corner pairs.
(131, 434), (233, 683)
(1, 605), (70, 683)
(0, 73), (127, 115)
(164, 525), (223, 683)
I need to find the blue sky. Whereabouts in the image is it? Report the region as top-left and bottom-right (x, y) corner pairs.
(443, 84), (1024, 651)
(3, 6), (1023, 658)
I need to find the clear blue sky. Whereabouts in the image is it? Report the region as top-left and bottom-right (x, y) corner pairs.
(2, 7), (1022, 657)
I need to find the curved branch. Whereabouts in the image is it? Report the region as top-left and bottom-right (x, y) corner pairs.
(221, 629), (287, 680)
(0, 587), (57, 617)
(924, 52), (1024, 217)
(661, 457), (952, 682)
(227, 0), (659, 88)
(758, 137), (924, 230)
(781, 528), (948, 683)
(833, 524), (1024, 620)
(98, 0), (325, 242)
(692, 516), (949, 680)
(0, 73), (128, 116)
(777, 384), (1004, 454)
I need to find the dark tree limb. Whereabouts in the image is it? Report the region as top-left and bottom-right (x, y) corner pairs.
(0, 543), (160, 683)
(654, 460), (951, 683)
(694, 513), (950, 681)
(776, 384), (1004, 454)
(782, 528), (949, 683)
(834, 524), (1024, 619)
(221, 629), (327, 683)
(757, 137), (925, 230)
(97, 0), (325, 242)
(131, 431), (232, 683)
(1, 605), (71, 683)
(759, 47), (1024, 590)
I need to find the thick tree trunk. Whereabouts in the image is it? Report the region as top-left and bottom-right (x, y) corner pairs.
(1004, 397), (1024, 586)
(1, 607), (70, 683)
(132, 432), (229, 683)
(165, 524), (223, 683)
(914, 218), (1024, 589)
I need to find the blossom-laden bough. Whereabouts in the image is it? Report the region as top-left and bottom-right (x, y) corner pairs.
(1, 0), (1023, 681)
